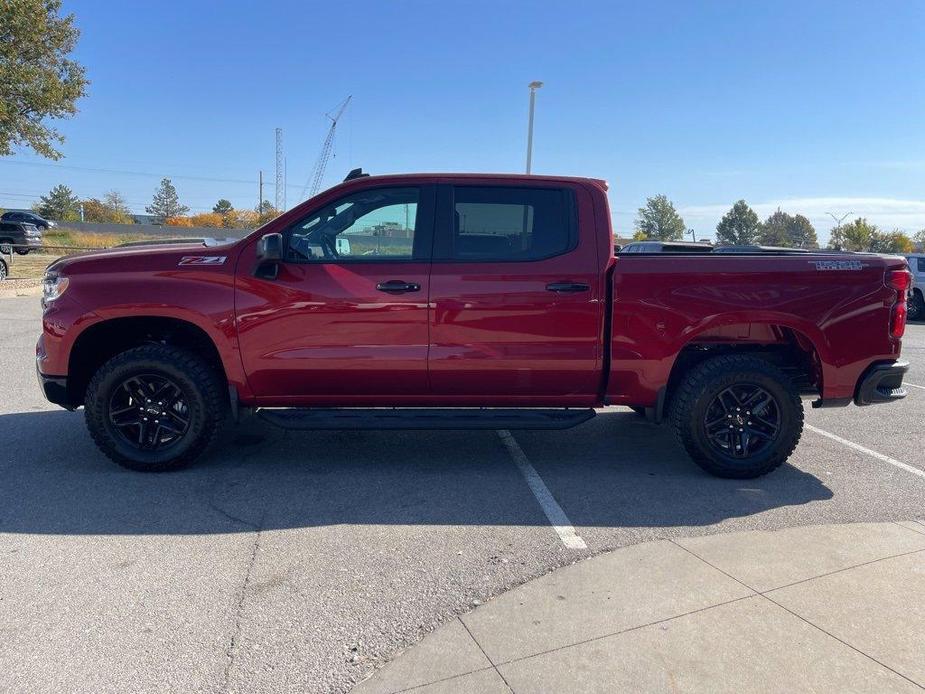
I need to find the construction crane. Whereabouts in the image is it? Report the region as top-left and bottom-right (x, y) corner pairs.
(301, 95), (352, 201)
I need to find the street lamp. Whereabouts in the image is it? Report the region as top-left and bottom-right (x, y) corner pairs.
(525, 81), (543, 174)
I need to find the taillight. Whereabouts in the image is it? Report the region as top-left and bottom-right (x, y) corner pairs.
(886, 269), (911, 339)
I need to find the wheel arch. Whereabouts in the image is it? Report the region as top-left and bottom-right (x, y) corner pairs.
(654, 320), (825, 422)
(67, 315), (229, 407)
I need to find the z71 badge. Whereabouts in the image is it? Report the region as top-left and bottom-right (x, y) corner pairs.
(809, 260), (866, 271)
(178, 256), (226, 266)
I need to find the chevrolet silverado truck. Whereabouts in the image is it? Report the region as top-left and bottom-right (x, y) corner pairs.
(36, 172), (912, 478)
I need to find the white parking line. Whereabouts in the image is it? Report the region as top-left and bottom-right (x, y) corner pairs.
(497, 430), (587, 550)
(805, 424), (925, 479)
(905, 382), (925, 390)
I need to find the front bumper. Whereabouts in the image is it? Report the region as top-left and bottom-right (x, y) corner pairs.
(854, 360), (909, 406)
(36, 365), (72, 409)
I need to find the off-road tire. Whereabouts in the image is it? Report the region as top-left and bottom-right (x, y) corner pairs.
(669, 354), (803, 479)
(0, 239), (12, 254)
(14, 248), (29, 255)
(84, 344), (226, 472)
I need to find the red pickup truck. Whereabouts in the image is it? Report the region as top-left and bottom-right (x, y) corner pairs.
(37, 172), (911, 478)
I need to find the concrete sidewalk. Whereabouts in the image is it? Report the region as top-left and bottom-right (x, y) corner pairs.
(353, 521), (925, 693)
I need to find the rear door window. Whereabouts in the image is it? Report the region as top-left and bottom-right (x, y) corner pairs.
(439, 186), (575, 261)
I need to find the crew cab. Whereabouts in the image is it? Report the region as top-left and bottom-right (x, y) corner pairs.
(36, 172), (912, 478)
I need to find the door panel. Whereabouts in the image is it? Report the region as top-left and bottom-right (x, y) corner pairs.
(234, 184), (433, 402)
(236, 262), (430, 399)
(427, 184), (603, 403)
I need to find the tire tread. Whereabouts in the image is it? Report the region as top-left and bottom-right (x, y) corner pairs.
(84, 344), (226, 472)
(669, 354), (803, 479)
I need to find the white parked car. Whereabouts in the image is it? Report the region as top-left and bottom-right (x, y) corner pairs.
(907, 253), (925, 321)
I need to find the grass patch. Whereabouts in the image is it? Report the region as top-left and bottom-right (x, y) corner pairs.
(41, 229), (156, 253)
(4, 252), (57, 280)
(4, 228), (205, 280)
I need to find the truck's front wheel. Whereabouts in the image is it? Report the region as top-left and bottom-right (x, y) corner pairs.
(84, 345), (226, 472)
(669, 355), (803, 479)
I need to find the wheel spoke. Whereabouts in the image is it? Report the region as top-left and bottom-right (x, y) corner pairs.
(703, 383), (780, 461)
(110, 373), (189, 453)
(751, 413), (778, 434)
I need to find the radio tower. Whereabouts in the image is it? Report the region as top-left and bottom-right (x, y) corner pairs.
(275, 128), (285, 211)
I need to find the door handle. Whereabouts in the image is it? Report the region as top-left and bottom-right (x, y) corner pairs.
(376, 280), (421, 294)
(546, 282), (590, 293)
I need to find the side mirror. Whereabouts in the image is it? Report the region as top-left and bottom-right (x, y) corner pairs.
(256, 232), (283, 262)
(254, 232), (283, 280)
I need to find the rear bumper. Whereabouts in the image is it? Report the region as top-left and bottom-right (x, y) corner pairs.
(854, 360), (909, 406)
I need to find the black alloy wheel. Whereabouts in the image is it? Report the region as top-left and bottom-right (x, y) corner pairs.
(108, 373), (191, 451)
(702, 384), (780, 458)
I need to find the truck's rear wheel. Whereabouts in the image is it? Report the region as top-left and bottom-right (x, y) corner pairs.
(84, 344), (226, 472)
(669, 355), (803, 478)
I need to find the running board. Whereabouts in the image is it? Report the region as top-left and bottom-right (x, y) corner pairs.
(257, 407), (596, 431)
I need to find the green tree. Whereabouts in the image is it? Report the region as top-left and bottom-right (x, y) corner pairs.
(634, 194), (685, 240)
(715, 200), (760, 245)
(0, 0), (89, 159)
(758, 210), (818, 248)
(213, 199), (233, 215)
(913, 229), (925, 249)
(829, 217), (876, 251)
(102, 190), (131, 217)
(146, 178), (189, 221)
(82, 190), (132, 224)
(870, 229), (914, 254)
(256, 199), (280, 225)
(788, 214), (818, 248)
(34, 183), (80, 220)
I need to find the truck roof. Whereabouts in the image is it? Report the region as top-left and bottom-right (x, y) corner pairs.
(331, 171), (610, 190)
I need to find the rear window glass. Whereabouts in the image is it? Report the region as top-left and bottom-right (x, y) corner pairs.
(447, 187), (574, 261)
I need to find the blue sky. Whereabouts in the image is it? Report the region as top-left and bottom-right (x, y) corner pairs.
(2, 0), (924, 242)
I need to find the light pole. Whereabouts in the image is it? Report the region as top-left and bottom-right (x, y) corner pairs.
(525, 81), (543, 174)
(827, 211), (852, 249)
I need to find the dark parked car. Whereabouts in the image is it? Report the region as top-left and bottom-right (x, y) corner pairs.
(1, 210), (56, 230)
(0, 221), (43, 255)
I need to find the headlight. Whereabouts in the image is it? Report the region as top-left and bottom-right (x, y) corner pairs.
(42, 273), (69, 303)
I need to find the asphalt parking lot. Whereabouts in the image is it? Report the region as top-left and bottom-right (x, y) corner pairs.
(1, 295), (923, 694)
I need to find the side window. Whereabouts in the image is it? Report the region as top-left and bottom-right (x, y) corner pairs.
(447, 186), (575, 261)
(917, 257), (925, 273)
(285, 187), (420, 262)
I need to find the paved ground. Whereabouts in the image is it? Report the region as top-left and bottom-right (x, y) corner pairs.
(0, 295), (923, 693)
(353, 522), (925, 693)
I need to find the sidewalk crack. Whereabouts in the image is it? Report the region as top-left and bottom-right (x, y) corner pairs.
(222, 513), (265, 693)
(459, 617), (515, 693)
(669, 539), (925, 691)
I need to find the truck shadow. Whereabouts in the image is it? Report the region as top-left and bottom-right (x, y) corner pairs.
(0, 409), (833, 535)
